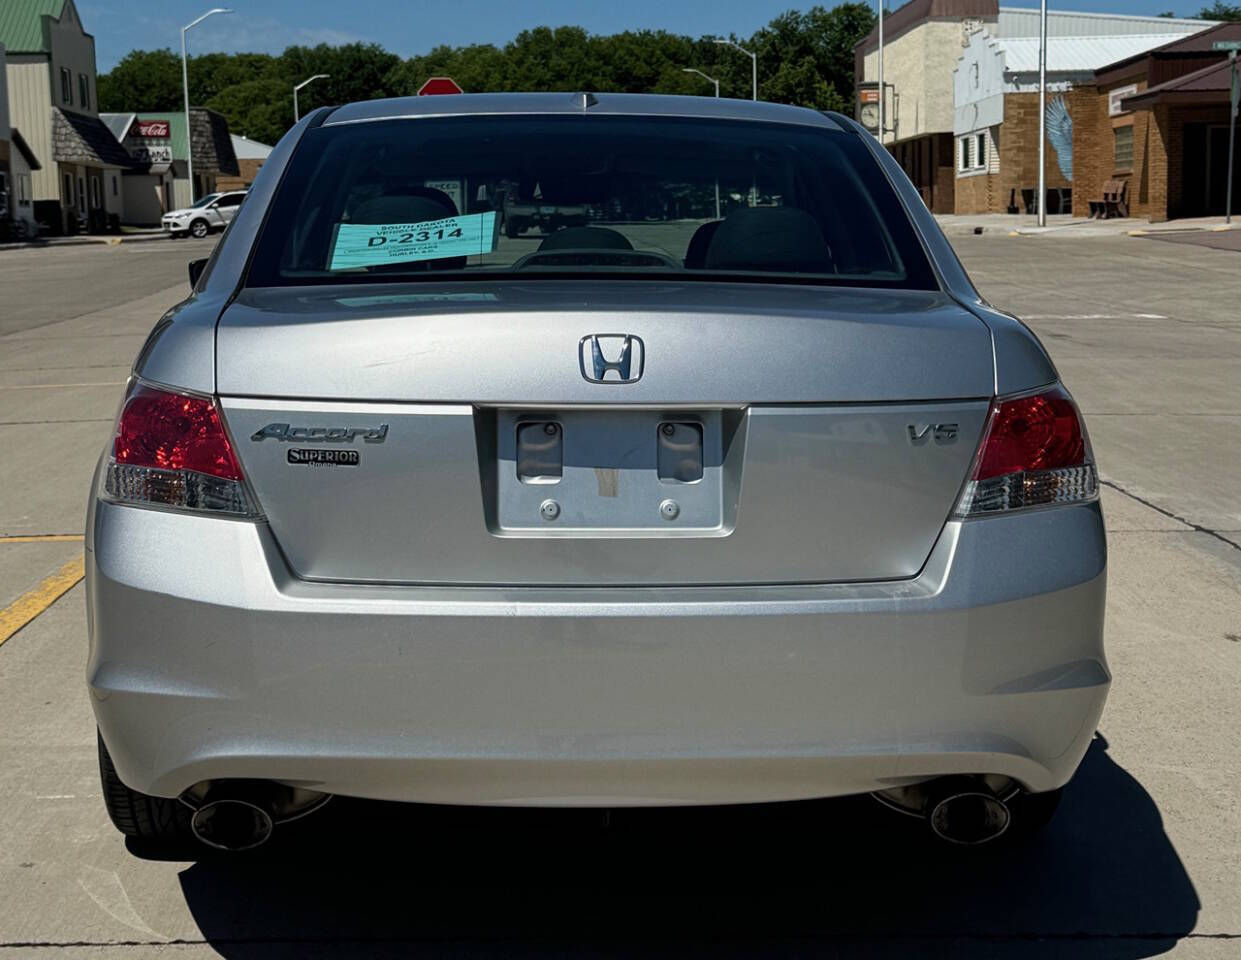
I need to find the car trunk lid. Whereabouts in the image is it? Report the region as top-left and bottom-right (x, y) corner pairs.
(217, 281), (994, 586)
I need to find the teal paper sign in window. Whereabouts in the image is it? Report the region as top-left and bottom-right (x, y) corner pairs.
(329, 212), (498, 270)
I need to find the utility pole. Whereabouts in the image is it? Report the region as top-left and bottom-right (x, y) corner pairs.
(1037, 0), (1047, 227)
(181, 8), (232, 205)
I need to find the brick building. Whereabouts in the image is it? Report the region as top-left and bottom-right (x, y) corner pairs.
(215, 134), (271, 191)
(855, 0), (1212, 213)
(952, 31), (1207, 214)
(1074, 22), (1241, 221)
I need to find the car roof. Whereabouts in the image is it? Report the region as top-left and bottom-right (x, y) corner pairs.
(323, 92), (846, 132)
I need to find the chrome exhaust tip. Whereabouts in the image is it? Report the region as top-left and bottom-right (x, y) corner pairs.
(925, 779), (1011, 846)
(181, 781), (330, 852)
(190, 798), (275, 852)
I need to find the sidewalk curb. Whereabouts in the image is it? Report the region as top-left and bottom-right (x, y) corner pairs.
(0, 232), (168, 252)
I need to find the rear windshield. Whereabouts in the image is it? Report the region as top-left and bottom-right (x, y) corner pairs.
(246, 114), (938, 290)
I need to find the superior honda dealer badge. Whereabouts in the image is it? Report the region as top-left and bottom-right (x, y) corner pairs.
(287, 449), (360, 466)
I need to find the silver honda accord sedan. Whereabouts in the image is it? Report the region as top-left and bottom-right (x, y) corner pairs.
(87, 93), (1107, 852)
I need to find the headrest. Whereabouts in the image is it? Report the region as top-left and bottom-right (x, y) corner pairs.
(539, 226), (633, 251)
(347, 187), (464, 271)
(351, 186), (459, 225)
(684, 220), (722, 269)
(703, 207), (833, 274)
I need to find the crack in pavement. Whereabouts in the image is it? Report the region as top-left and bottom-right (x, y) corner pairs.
(1102, 479), (1241, 552)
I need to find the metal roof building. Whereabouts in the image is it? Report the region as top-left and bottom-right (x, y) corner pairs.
(995, 7), (1216, 39)
(994, 34), (1208, 75)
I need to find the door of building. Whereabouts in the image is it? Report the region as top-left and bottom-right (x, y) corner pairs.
(1206, 124), (1241, 215)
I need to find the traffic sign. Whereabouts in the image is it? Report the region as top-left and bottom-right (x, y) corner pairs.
(1212, 41), (1241, 51)
(417, 76), (463, 96)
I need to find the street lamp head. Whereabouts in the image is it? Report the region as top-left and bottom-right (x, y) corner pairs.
(183, 7), (232, 31)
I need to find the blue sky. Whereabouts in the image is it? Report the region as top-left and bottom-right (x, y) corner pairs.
(83, 0), (1216, 71)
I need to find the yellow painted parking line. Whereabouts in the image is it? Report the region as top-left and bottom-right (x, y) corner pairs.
(0, 534), (84, 544)
(0, 555), (85, 647)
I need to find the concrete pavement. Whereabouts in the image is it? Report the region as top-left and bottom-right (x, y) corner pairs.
(0, 233), (1238, 958)
(936, 212), (1239, 238)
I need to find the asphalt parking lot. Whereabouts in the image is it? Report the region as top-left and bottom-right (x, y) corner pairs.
(0, 231), (1238, 958)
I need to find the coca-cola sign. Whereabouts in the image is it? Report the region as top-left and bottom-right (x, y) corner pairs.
(134, 120), (170, 138)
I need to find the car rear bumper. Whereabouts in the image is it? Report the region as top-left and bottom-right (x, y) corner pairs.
(87, 499), (1108, 806)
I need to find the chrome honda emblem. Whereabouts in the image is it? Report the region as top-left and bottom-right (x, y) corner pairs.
(579, 334), (644, 384)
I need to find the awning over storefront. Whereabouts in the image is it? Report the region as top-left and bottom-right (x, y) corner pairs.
(52, 109), (138, 168)
(1122, 58), (1236, 110)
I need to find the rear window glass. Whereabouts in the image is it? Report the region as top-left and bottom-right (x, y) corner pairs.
(246, 114), (937, 290)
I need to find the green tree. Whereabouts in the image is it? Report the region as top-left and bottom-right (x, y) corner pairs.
(1197, 0), (1241, 17)
(98, 5), (880, 141)
(97, 49), (183, 111)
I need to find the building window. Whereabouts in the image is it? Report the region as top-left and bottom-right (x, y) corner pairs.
(77, 176), (86, 214)
(958, 132), (988, 175)
(60, 67), (72, 104)
(112, 175), (118, 197)
(79, 73), (90, 111)
(1113, 125), (1134, 170)
(18, 174), (32, 204)
(62, 172), (74, 205)
(90, 175), (102, 209)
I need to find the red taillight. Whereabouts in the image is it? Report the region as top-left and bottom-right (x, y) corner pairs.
(975, 388), (1085, 480)
(956, 384), (1096, 517)
(103, 381), (257, 517)
(114, 383), (242, 480)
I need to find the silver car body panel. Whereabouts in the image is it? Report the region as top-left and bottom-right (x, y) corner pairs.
(87, 497), (1107, 804)
(222, 397), (989, 586)
(216, 283), (993, 403)
(94, 94), (1106, 809)
(141, 99), (1057, 399)
(835, 112), (1059, 393)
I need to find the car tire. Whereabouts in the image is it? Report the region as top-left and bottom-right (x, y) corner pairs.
(97, 731), (195, 845)
(189, 219), (209, 239)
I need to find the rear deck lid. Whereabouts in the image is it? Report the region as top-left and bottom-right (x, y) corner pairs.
(217, 283), (995, 586)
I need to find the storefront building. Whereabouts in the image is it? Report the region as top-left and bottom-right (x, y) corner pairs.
(855, 0), (1214, 213)
(215, 134), (272, 191)
(1075, 22), (1241, 221)
(952, 29), (1207, 214)
(1, 0), (129, 234)
(102, 108), (239, 225)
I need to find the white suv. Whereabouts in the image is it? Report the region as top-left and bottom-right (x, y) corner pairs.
(162, 190), (247, 238)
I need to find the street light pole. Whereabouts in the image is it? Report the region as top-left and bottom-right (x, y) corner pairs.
(294, 73), (330, 123)
(1037, 0), (1047, 227)
(683, 68), (722, 218)
(181, 7), (232, 206)
(682, 67), (720, 98)
(713, 39), (757, 100)
(877, 0), (884, 144)
(1227, 50), (1238, 225)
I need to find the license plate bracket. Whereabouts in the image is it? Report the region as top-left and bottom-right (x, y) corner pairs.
(494, 409), (725, 535)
